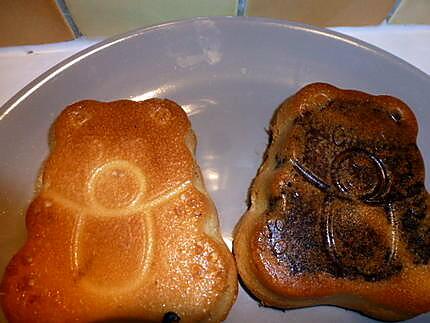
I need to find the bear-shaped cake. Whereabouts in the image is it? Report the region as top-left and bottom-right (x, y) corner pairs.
(234, 83), (430, 321)
(1, 99), (237, 322)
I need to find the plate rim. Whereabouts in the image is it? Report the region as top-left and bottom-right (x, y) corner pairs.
(1, 15), (430, 121)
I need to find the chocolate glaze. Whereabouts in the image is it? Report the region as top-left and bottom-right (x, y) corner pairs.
(265, 98), (429, 281)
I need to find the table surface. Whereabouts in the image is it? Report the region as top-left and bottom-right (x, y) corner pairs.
(0, 25), (429, 107)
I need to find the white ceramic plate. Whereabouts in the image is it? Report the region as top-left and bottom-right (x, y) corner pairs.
(0, 17), (429, 322)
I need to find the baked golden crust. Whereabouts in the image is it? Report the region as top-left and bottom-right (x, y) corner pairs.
(1, 99), (237, 322)
(234, 83), (430, 321)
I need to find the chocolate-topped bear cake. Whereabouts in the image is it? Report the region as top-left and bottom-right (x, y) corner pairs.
(234, 83), (430, 321)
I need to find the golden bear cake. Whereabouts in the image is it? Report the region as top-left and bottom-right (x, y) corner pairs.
(1, 99), (237, 322)
(234, 83), (430, 321)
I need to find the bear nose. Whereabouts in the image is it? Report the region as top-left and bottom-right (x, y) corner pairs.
(331, 149), (389, 202)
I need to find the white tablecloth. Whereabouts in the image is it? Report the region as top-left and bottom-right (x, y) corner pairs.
(0, 25), (429, 107)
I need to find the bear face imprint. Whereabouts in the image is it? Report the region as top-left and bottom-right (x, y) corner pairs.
(87, 160), (147, 213)
(331, 149), (389, 203)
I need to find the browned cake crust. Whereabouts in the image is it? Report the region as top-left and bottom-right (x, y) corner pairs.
(233, 83), (430, 321)
(1, 99), (237, 322)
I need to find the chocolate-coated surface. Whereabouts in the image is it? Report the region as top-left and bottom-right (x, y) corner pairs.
(234, 83), (430, 321)
(265, 95), (428, 280)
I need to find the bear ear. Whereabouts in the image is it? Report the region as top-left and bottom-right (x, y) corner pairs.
(50, 100), (101, 145)
(373, 95), (419, 138)
(270, 83), (339, 138)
